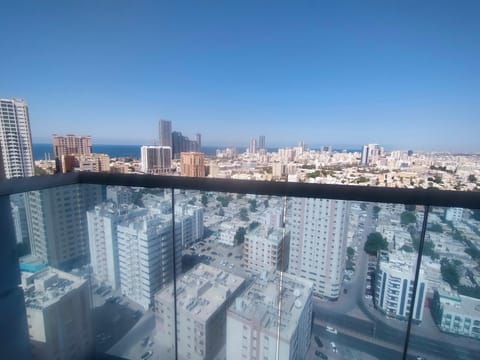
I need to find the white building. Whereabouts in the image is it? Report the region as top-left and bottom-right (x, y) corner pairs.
(87, 202), (146, 290)
(155, 264), (245, 360)
(0, 98), (34, 179)
(175, 203), (204, 248)
(141, 145), (172, 174)
(226, 272), (313, 360)
(432, 288), (480, 339)
(244, 227), (289, 273)
(287, 198), (349, 299)
(445, 207), (464, 225)
(375, 251), (427, 321)
(218, 222), (237, 247)
(106, 186), (133, 205)
(22, 268), (94, 360)
(361, 143), (383, 166)
(25, 184), (104, 269)
(117, 213), (181, 309)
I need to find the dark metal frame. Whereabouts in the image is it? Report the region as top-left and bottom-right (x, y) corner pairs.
(1, 172), (480, 209)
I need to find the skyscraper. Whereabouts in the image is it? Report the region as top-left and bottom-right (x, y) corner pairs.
(159, 119), (172, 147)
(258, 135), (265, 150)
(249, 138), (257, 154)
(195, 133), (202, 149)
(180, 152), (205, 177)
(287, 198), (349, 300)
(0, 98), (34, 179)
(361, 143), (383, 166)
(25, 184), (104, 269)
(141, 145), (172, 174)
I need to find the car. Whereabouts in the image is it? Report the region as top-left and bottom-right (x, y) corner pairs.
(227, 252), (232, 257)
(141, 351), (153, 359)
(330, 342), (337, 353)
(343, 288), (348, 294)
(315, 350), (328, 359)
(326, 326), (338, 335)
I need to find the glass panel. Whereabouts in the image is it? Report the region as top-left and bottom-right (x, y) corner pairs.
(14, 184), (174, 360)
(407, 206), (480, 360)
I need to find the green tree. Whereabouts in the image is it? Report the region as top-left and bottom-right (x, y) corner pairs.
(201, 194), (208, 207)
(468, 174), (477, 183)
(364, 232), (388, 256)
(401, 211), (417, 226)
(248, 221), (260, 231)
(218, 207), (225, 217)
(239, 208), (249, 221)
(234, 227), (246, 244)
(347, 246), (355, 257)
(428, 223), (443, 233)
(440, 258), (460, 288)
(248, 199), (257, 212)
(373, 205), (381, 218)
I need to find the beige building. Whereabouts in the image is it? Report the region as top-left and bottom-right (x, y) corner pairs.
(181, 152), (205, 177)
(155, 264), (245, 360)
(226, 272), (313, 360)
(52, 134), (92, 158)
(22, 268), (94, 360)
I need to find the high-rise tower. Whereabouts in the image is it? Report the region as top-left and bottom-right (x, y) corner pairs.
(287, 198), (349, 300)
(0, 98), (34, 179)
(159, 119), (172, 147)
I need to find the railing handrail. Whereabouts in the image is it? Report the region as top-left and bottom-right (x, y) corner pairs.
(0, 172), (479, 209)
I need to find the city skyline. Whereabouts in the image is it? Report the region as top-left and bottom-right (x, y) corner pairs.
(1, 2), (479, 152)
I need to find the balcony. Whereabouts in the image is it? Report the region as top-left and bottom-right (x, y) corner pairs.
(1, 172), (480, 360)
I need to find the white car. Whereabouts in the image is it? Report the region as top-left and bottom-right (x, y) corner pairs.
(330, 341), (337, 352)
(326, 326), (338, 335)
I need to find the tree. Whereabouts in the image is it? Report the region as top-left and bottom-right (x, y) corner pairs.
(201, 194), (208, 207)
(264, 199), (269, 208)
(234, 227), (246, 244)
(248, 199), (257, 212)
(473, 209), (480, 221)
(373, 205), (381, 218)
(218, 207), (225, 217)
(468, 174), (477, 183)
(400, 245), (414, 253)
(239, 208), (249, 221)
(440, 258), (460, 288)
(428, 223), (443, 233)
(401, 211), (417, 226)
(248, 221), (260, 231)
(347, 246), (355, 257)
(364, 232), (388, 256)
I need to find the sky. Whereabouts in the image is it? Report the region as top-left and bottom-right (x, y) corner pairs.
(0, 1), (479, 151)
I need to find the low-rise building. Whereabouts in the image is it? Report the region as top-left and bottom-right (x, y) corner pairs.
(375, 250), (427, 321)
(155, 264), (245, 360)
(244, 227), (289, 273)
(226, 272), (313, 360)
(431, 288), (480, 339)
(22, 268), (94, 360)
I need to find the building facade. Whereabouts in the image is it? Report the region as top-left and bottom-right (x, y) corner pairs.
(287, 198), (349, 299)
(117, 213), (181, 309)
(22, 268), (94, 360)
(244, 227), (289, 274)
(431, 288), (480, 339)
(25, 184), (104, 269)
(159, 119), (172, 147)
(0, 98), (34, 179)
(141, 145), (172, 174)
(52, 134), (92, 158)
(87, 203), (146, 290)
(181, 152), (205, 177)
(375, 251), (427, 321)
(155, 264), (245, 360)
(226, 272), (313, 360)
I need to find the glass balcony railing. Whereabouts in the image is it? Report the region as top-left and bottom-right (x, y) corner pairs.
(0, 172), (479, 360)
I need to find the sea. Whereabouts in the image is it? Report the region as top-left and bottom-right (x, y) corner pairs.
(33, 144), (360, 161)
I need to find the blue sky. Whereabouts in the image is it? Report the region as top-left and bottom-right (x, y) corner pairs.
(1, 1), (479, 151)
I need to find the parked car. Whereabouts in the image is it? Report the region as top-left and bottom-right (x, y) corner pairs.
(326, 326), (338, 335)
